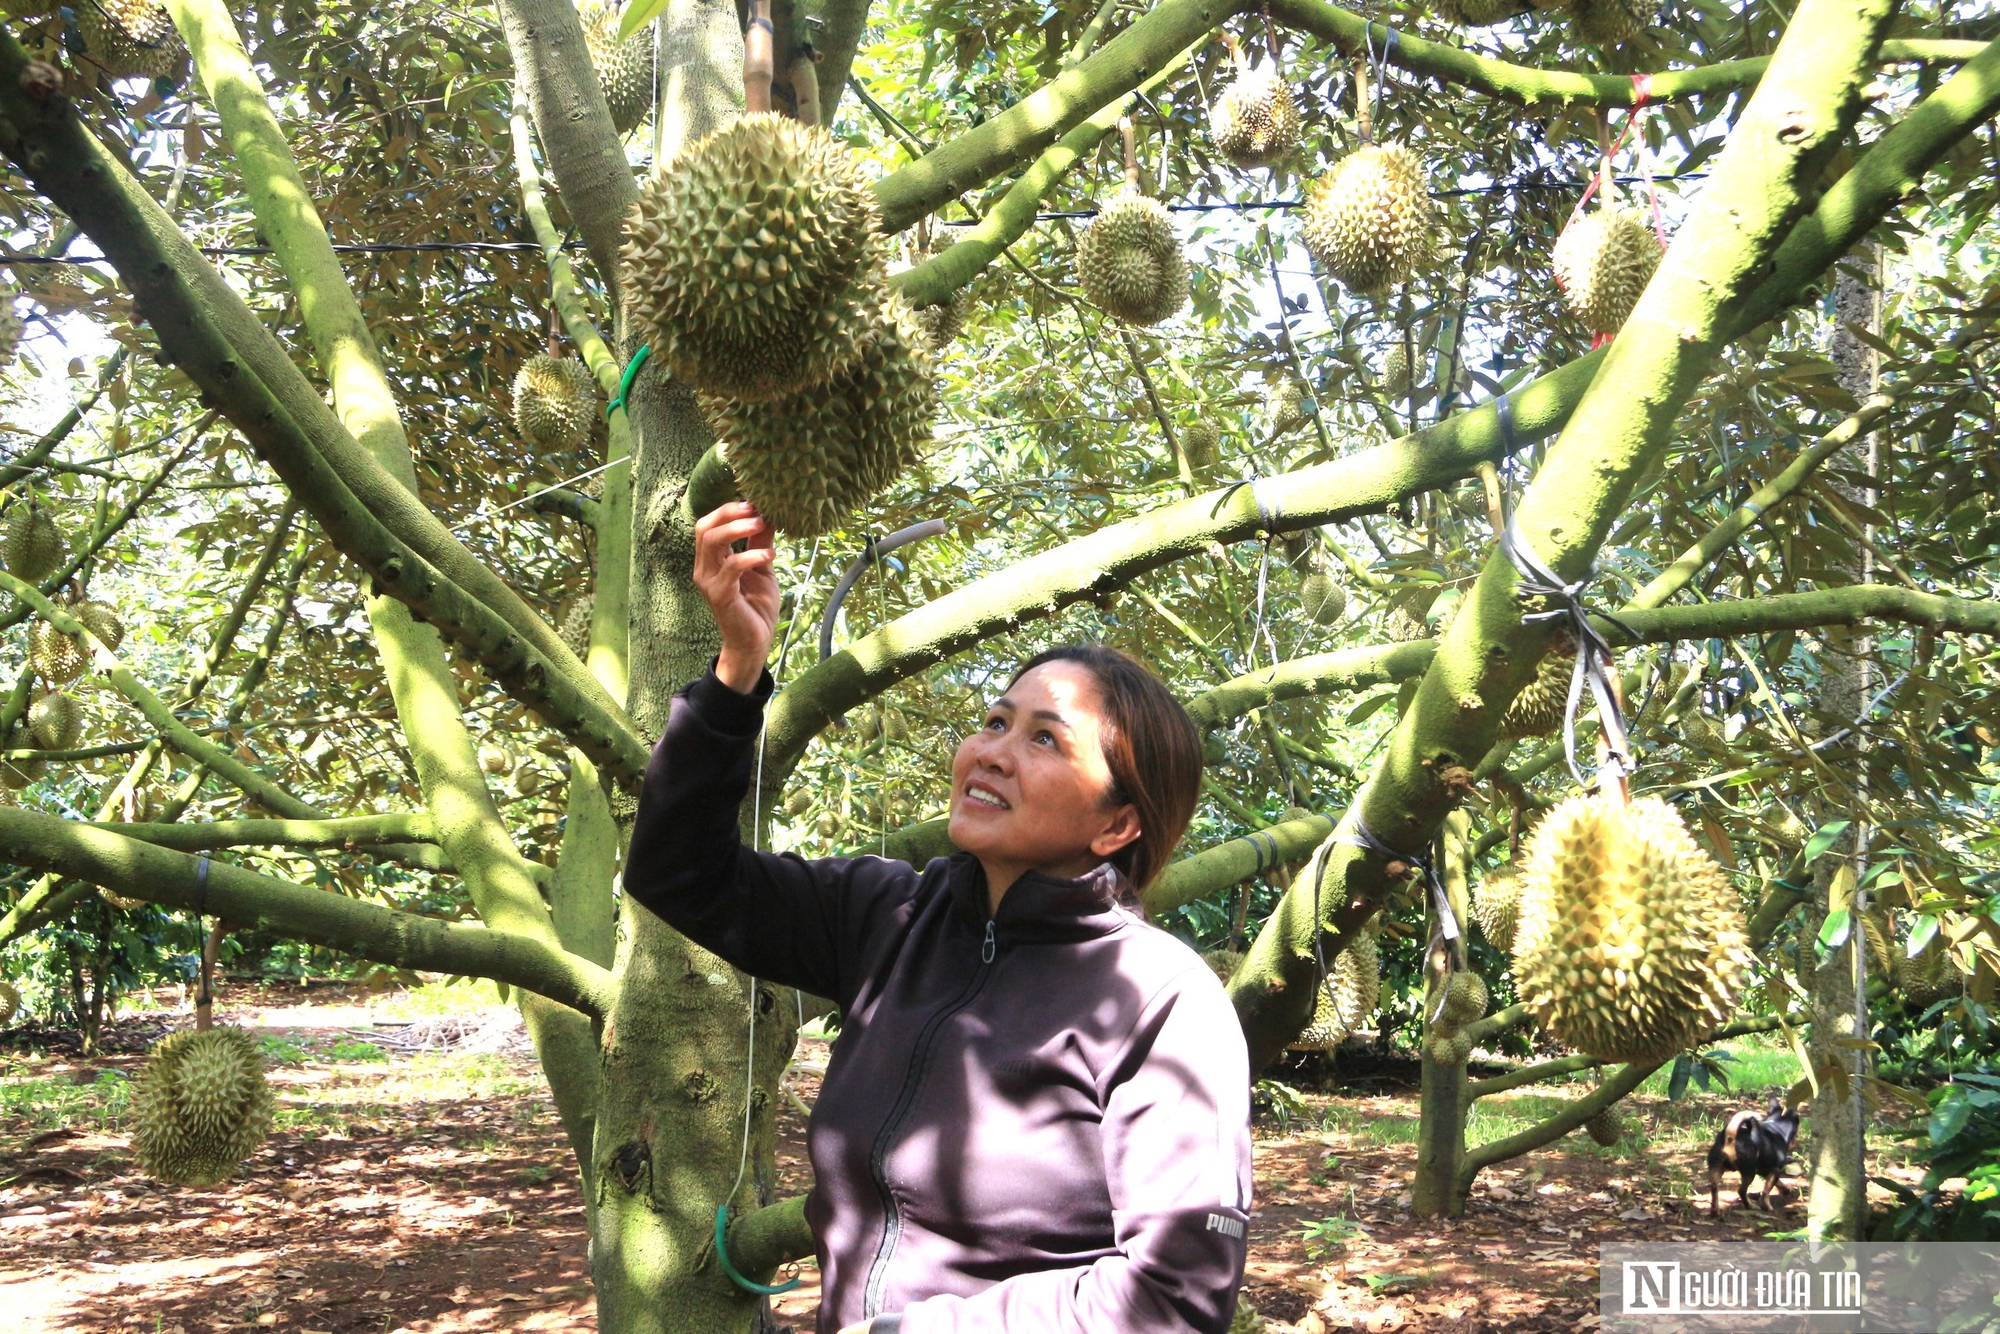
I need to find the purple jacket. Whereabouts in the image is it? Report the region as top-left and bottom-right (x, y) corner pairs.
(624, 669), (1254, 1334)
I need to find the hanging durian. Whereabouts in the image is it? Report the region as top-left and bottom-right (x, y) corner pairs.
(129, 1027), (274, 1187)
(1568, 0), (1662, 43)
(1299, 571), (1346, 625)
(1472, 864), (1521, 953)
(1897, 944), (1955, 1010)
(477, 744), (514, 776)
(1437, 970), (1489, 1026)
(1076, 194), (1189, 326)
(1680, 706), (1718, 752)
(700, 297), (936, 538)
(1552, 207), (1661, 336)
(1180, 420), (1222, 473)
(1203, 947), (1244, 987)
(1331, 932), (1381, 1033)
(1208, 33), (1301, 169)
(1301, 142), (1434, 296)
(1289, 973), (1346, 1051)
(1512, 792), (1752, 1064)
(623, 112), (885, 401)
(0, 755), (46, 789)
(580, 1), (655, 135)
(74, 600), (124, 653)
(1584, 1106), (1624, 1147)
(0, 300), (21, 371)
(27, 691), (81, 751)
(1499, 632), (1578, 740)
(3, 500), (65, 582)
(1380, 341), (1413, 400)
(75, 0), (189, 83)
(1438, 0), (1525, 24)
(560, 595), (594, 656)
(512, 352), (598, 452)
(908, 241), (974, 351)
(0, 978), (17, 1025)
(28, 618), (87, 684)
(1263, 379), (1308, 436)
(1424, 1029), (1474, 1066)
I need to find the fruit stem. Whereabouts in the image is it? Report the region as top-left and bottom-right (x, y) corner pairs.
(1119, 114), (1139, 190)
(745, 0), (775, 115)
(1355, 56), (1372, 144)
(196, 920), (225, 1031)
(791, 48), (821, 126)
(1598, 112), (1614, 205)
(1260, 4), (1282, 60)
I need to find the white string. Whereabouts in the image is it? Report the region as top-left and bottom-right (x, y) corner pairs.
(445, 456), (628, 534)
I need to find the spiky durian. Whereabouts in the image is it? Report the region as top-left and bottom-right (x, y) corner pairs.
(1381, 342), (1413, 399)
(1181, 420), (1221, 472)
(1569, 0), (1661, 43)
(1472, 864), (1521, 953)
(130, 1027), (274, 1187)
(560, 595), (594, 656)
(0, 978), (17, 1024)
(1300, 572), (1346, 626)
(512, 354), (598, 452)
(477, 744), (514, 776)
(1499, 634), (1578, 740)
(580, 2), (655, 135)
(0, 755), (45, 788)
(1228, 1294), (1266, 1334)
(1332, 932), (1381, 1033)
(27, 691), (81, 751)
(1897, 945), (1955, 1010)
(74, 600), (124, 653)
(1076, 192), (1188, 326)
(1552, 207), (1661, 335)
(1209, 62), (1302, 169)
(1300, 143), (1434, 295)
(1584, 1107), (1624, 1147)
(1203, 947), (1244, 987)
(29, 618), (87, 684)
(1263, 379), (1307, 436)
(1512, 792), (1752, 1064)
(908, 242), (974, 351)
(1424, 1029), (1474, 1066)
(1681, 708), (1718, 751)
(0, 301), (21, 371)
(1383, 605), (1429, 643)
(1438, 970), (1490, 1027)
(700, 298), (936, 538)
(1438, 0), (1524, 24)
(1290, 972), (1346, 1051)
(623, 112), (885, 401)
(75, 0), (188, 82)
(3, 501), (64, 582)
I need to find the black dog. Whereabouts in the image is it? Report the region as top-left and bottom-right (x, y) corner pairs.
(1707, 1097), (1803, 1213)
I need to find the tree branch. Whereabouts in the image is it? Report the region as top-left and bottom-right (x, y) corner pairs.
(86, 814), (437, 852)
(1602, 585), (2000, 645)
(1185, 642), (1439, 733)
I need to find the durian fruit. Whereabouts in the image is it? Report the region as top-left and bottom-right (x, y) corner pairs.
(512, 353), (598, 451)
(1380, 342), (1413, 399)
(1180, 420), (1222, 472)
(129, 1027), (274, 1187)
(0, 978), (17, 1025)
(3, 501), (65, 582)
(1438, 970), (1489, 1026)
(1584, 1106), (1624, 1147)
(1568, 0), (1662, 44)
(477, 744), (513, 776)
(700, 298), (936, 538)
(513, 763), (545, 798)
(28, 618), (88, 684)
(1075, 193), (1189, 326)
(27, 691), (81, 751)
(1438, 0), (1524, 24)
(1203, 947), (1245, 987)
(1681, 707), (1718, 752)
(0, 301), (21, 371)
(1511, 792), (1753, 1064)
(1383, 604), (1429, 643)
(1289, 973), (1346, 1052)
(1263, 379), (1308, 436)
(1331, 932), (1381, 1033)
(1551, 207), (1662, 336)
(1209, 60), (1302, 169)
(1300, 143), (1434, 296)
(75, 0), (189, 82)
(782, 789), (813, 818)
(908, 243), (974, 351)
(1424, 1029), (1474, 1066)
(1472, 864), (1521, 953)
(580, 1), (655, 135)
(1299, 571), (1346, 626)
(1897, 945), (1956, 1010)
(74, 600), (124, 653)
(623, 112), (886, 401)
(0, 755), (46, 789)
(561, 595), (594, 656)
(1228, 1293), (1267, 1334)
(1499, 633), (1577, 740)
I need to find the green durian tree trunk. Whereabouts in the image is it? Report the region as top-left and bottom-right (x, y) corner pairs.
(1412, 812), (1473, 1218)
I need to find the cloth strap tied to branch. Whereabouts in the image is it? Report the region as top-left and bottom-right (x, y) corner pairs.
(1500, 518), (1638, 791)
(1338, 816), (1464, 1024)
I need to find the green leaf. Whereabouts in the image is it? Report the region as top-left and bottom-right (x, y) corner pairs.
(1930, 1091), (1973, 1147)
(1818, 909), (1852, 951)
(619, 0), (669, 40)
(1907, 915), (1940, 958)
(1802, 820), (1852, 863)
(1667, 1052), (1693, 1101)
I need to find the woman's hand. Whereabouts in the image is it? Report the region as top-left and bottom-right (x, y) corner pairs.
(693, 500), (779, 694)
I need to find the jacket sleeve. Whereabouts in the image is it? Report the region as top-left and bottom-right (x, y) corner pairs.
(873, 965), (1255, 1334)
(622, 665), (921, 1009)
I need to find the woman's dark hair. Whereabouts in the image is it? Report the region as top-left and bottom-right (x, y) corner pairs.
(1005, 644), (1203, 897)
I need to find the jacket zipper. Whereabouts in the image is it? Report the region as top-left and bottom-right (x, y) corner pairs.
(860, 916), (998, 1318)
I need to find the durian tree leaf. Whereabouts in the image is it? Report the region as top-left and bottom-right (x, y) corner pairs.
(1909, 914), (1942, 958)
(617, 0), (668, 40)
(1666, 1052), (1693, 1101)
(1803, 820), (1854, 863)
(1818, 908), (1853, 951)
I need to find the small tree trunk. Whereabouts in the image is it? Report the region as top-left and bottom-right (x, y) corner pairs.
(196, 920), (225, 1033)
(1412, 812), (1472, 1218)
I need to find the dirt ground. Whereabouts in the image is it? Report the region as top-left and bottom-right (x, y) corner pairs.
(0, 981), (1925, 1333)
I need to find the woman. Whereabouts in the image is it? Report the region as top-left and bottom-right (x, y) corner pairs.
(624, 501), (1254, 1334)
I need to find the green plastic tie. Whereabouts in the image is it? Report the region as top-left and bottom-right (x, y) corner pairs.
(607, 344), (651, 419)
(714, 1204), (802, 1294)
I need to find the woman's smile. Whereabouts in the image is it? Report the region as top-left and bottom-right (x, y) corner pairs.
(962, 780), (1011, 810)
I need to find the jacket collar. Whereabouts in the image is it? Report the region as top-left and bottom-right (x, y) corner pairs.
(944, 851), (1138, 944)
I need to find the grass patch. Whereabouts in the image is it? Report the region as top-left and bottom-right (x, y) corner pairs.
(0, 1067), (132, 1134)
(375, 979), (513, 1019)
(326, 1040), (388, 1062)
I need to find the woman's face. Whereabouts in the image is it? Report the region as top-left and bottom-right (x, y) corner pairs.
(948, 660), (1141, 891)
